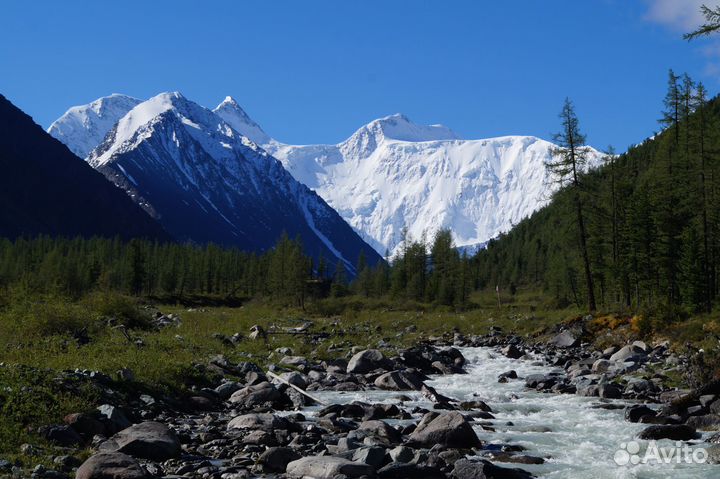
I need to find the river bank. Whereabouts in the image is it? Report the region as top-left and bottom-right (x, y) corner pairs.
(4, 311), (720, 479)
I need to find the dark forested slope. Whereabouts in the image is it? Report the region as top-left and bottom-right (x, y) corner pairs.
(474, 73), (720, 314)
(0, 94), (168, 240)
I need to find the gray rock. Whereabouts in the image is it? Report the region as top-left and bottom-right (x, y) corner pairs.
(408, 412), (481, 448)
(452, 458), (533, 479)
(551, 330), (579, 348)
(97, 405), (131, 433)
(279, 356), (309, 369)
(501, 344), (523, 359)
(352, 446), (387, 468)
(257, 447), (301, 473)
(279, 371), (308, 389)
(375, 370), (424, 391)
(76, 452), (148, 479)
(637, 424), (697, 441)
(686, 414), (720, 431)
(108, 421), (180, 461)
(228, 381), (285, 408)
(227, 413), (291, 431)
(598, 382), (622, 399)
(591, 359), (611, 373)
(358, 420), (402, 444)
(286, 456), (375, 479)
(389, 445), (415, 463)
(214, 381), (241, 400)
(706, 444), (720, 464)
(347, 349), (392, 374)
(625, 405), (656, 423)
(609, 344), (646, 362)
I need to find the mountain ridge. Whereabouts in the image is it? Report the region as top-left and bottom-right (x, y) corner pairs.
(79, 92), (382, 271)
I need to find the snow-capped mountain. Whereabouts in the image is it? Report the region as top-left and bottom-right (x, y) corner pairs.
(213, 96), (272, 145)
(215, 101), (604, 255)
(81, 92), (381, 271)
(50, 93), (603, 260)
(48, 94), (141, 158)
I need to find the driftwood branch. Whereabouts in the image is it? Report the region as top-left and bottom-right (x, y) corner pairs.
(266, 370), (328, 406)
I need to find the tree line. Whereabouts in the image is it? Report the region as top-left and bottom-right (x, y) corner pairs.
(0, 228), (482, 309)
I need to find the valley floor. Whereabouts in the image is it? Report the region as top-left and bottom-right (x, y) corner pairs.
(0, 290), (718, 477)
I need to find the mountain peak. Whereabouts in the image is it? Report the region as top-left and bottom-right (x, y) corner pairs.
(47, 94), (143, 158)
(213, 96), (271, 145)
(337, 113), (460, 158)
(359, 113), (460, 143)
(219, 96), (240, 107)
(89, 91), (240, 167)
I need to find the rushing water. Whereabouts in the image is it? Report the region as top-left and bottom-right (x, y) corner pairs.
(302, 347), (718, 478)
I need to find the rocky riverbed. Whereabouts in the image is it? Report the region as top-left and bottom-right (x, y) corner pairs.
(6, 325), (720, 478)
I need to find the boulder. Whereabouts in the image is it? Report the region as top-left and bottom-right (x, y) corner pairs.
(76, 452), (148, 479)
(591, 359), (611, 373)
(65, 413), (106, 438)
(278, 371), (308, 390)
(108, 422), (180, 461)
(598, 382), (622, 399)
(286, 456), (375, 479)
(228, 381), (287, 408)
(551, 330), (579, 348)
(375, 370), (425, 391)
(39, 425), (83, 447)
(637, 424), (697, 441)
(408, 412), (481, 448)
(686, 414), (720, 431)
(347, 349), (392, 374)
(358, 420), (402, 444)
(389, 445), (415, 463)
(452, 458), (533, 479)
(227, 413), (291, 431)
(257, 447), (301, 473)
(609, 344), (646, 362)
(97, 405), (131, 433)
(352, 446), (387, 468)
(625, 405), (656, 423)
(501, 345), (524, 359)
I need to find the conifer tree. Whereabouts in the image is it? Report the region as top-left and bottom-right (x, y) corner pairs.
(545, 98), (597, 311)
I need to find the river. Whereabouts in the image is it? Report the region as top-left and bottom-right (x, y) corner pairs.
(302, 347), (718, 478)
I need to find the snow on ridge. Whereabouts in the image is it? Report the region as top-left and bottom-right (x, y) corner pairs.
(213, 96), (271, 146)
(50, 92), (604, 259)
(47, 94), (142, 158)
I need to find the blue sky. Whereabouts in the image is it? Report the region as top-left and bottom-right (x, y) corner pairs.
(0, 0), (716, 150)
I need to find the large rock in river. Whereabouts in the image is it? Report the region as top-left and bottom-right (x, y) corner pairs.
(374, 370), (425, 391)
(347, 349), (393, 374)
(637, 424), (697, 441)
(408, 411), (480, 448)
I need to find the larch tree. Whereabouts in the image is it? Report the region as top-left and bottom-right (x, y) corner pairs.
(684, 4), (720, 40)
(545, 98), (597, 311)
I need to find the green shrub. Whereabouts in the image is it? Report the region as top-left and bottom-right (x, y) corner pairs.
(81, 292), (151, 330)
